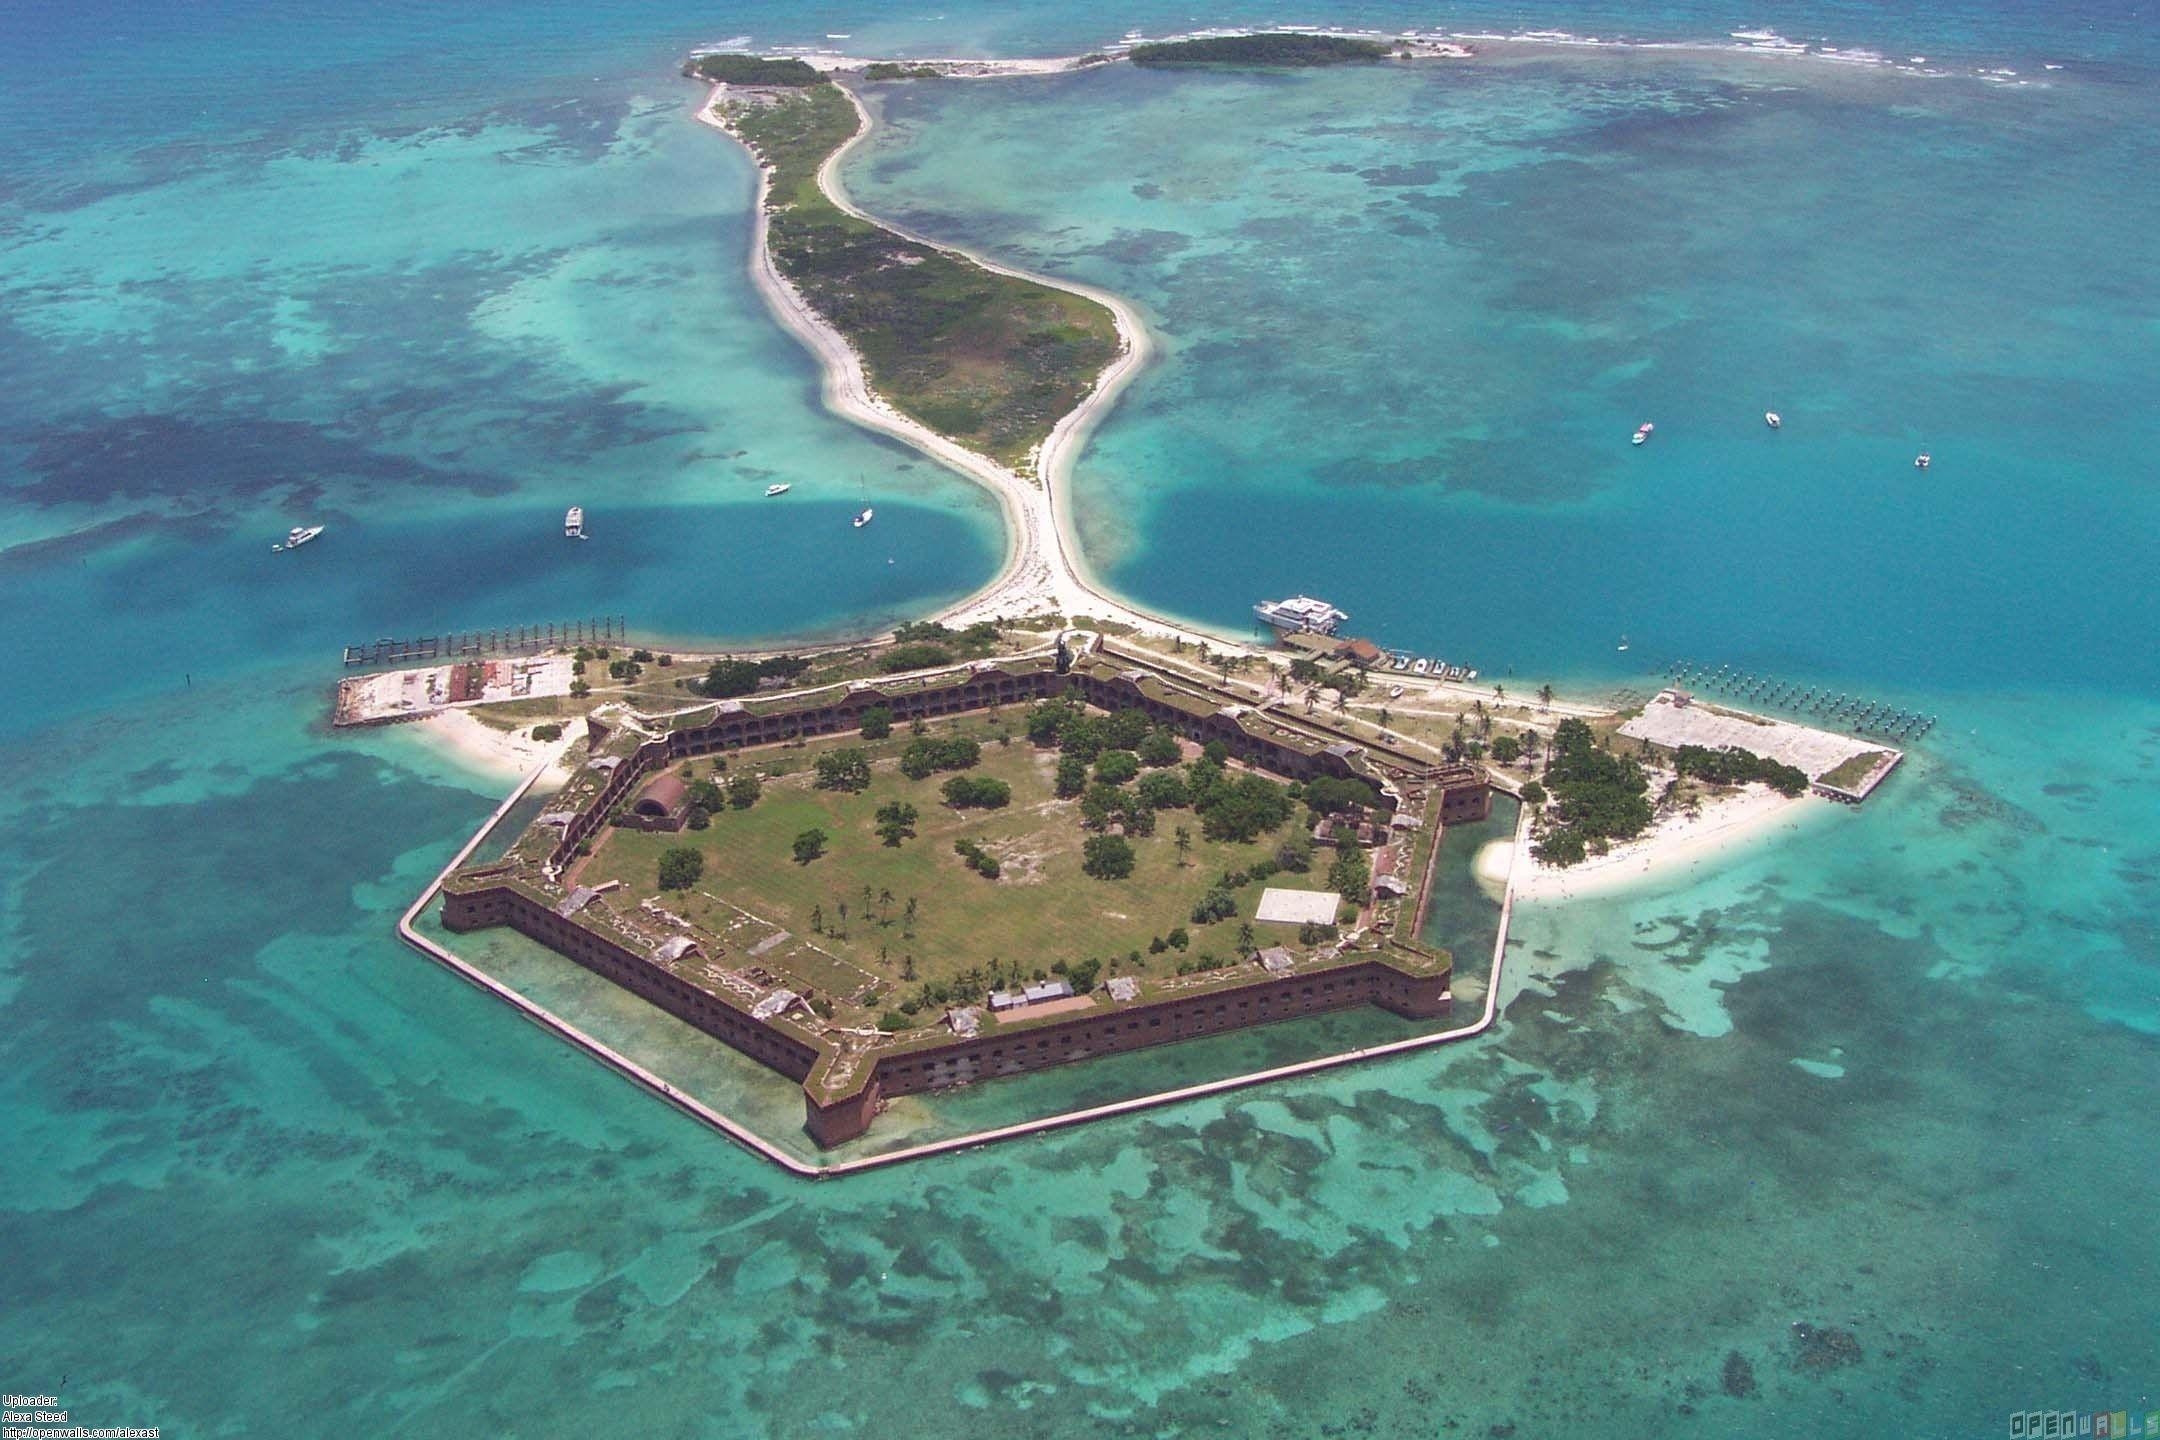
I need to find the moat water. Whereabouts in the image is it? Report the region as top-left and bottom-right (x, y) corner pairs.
(3, 2), (2156, 1435)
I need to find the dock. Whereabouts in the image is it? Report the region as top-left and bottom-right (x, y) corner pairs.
(343, 616), (624, 669)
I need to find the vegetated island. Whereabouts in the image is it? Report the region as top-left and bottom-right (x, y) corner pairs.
(689, 52), (1122, 473)
(1128, 33), (1395, 66)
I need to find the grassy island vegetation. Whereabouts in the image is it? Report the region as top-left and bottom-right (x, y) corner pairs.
(687, 53), (828, 87)
(717, 80), (1121, 469)
(1128, 33), (1394, 67)
(863, 62), (946, 81)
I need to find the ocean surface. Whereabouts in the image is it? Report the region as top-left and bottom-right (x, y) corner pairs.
(3, 3), (2156, 1436)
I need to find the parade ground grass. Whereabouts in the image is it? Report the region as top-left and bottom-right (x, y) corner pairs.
(581, 740), (1291, 995)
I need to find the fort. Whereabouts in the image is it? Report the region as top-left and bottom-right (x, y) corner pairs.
(436, 632), (1491, 1146)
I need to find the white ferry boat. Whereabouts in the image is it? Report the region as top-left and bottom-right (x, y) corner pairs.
(1253, 594), (1349, 636)
(272, 525), (323, 553)
(765, 484), (791, 497)
(852, 507), (875, 529)
(564, 506), (585, 539)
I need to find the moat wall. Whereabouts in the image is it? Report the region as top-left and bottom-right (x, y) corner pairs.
(444, 882), (1448, 1147)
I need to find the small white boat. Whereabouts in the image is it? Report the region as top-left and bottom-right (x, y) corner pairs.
(1765, 411), (1782, 429)
(1388, 684), (1405, 699)
(852, 507), (875, 529)
(1617, 635), (1630, 652)
(1914, 452), (1931, 470)
(564, 506), (585, 539)
(1632, 421), (1654, 446)
(1412, 659), (1430, 675)
(272, 524), (324, 553)
(765, 483), (791, 497)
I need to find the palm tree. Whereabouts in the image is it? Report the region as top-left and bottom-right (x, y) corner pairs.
(836, 900), (849, 937)
(903, 896), (918, 938)
(878, 887), (894, 925)
(1378, 706), (1392, 736)
(1236, 921), (1256, 955)
(1493, 683), (1506, 702)
(1537, 683), (1554, 709)
(1174, 826), (1193, 867)
(1333, 689), (1348, 716)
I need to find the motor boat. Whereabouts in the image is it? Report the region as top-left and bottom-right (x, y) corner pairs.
(1412, 659), (1430, 675)
(852, 507), (875, 528)
(1632, 421), (1655, 446)
(564, 506), (585, 539)
(273, 525), (324, 553)
(1914, 452), (1931, 470)
(765, 483), (791, 497)
(1765, 411), (1781, 429)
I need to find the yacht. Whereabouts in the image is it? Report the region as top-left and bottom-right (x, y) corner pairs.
(1632, 421), (1655, 446)
(1252, 594), (1349, 636)
(1411, 658), (1431, 676)
(564, 506), (585, 539)
(272, 525), (324, 553)
(1914, 452), (1931, 470)
(1765, 411), (1782, 429)
(852, 507), (875, 529)
(765, 483), (791, 497)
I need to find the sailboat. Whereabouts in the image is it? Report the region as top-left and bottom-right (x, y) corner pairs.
(853, 507), (875, 529)
(1617, 634), (1630, 652)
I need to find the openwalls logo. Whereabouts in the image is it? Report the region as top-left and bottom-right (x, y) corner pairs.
(2010, 1411), (2160, 1438)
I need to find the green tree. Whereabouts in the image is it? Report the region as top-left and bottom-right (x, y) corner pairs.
(1490, 734), (1522, 765)
(814, 748), (873, 792)
(1137, 729), (1183, 767)
(874, 801), (919, 847)
(1054, 754), (1089, 798)
(727, 772), (762, 809)
(1537, 683), (1555, 709)
(1174, 825), (1194, 867)
(792, 828), (829, 865)
(859, 704), (893, 739)
(1327, 846), (1370, 904)
(657, 847), (703, 891)
(1520, 779), (1548, 807)
(1094, 749), (1141, 785)
(702, 658), (761, 697)
(1236, 921), (1256, 955)
(1082, 834), (1136, 880)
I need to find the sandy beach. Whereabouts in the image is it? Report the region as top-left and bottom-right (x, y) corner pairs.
(1496, 785), (1821, 904)
(412, 708), (580, 787)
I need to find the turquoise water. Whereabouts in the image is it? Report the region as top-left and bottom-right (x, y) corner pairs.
(5, 3), (2157, 1435)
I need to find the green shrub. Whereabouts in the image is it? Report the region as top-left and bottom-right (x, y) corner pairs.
(657, 847), (703, 891)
